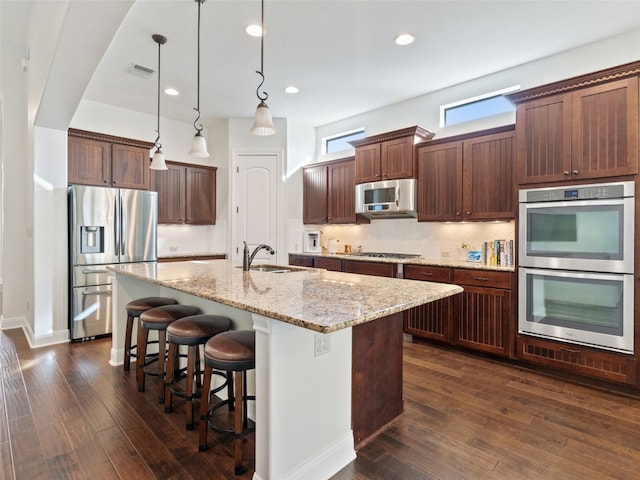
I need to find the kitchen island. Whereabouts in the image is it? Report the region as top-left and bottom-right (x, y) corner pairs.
(109, 260), (462, 480)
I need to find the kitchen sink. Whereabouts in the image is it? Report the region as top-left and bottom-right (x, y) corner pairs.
(238, 264), (307, 273)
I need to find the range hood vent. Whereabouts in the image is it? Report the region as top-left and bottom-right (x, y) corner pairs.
(130, 63), (155, 78)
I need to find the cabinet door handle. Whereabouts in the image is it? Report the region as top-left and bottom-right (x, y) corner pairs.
(572, 170), (579, 175)
(474, 277), (489, 281)
(465, 211), (471, 215)
(455, 212), (461, 216)
(420, 272), (433, 276)
(563, 171), (570, 175)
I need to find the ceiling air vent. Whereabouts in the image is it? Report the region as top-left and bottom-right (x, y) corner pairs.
(129, 63), (155, 78)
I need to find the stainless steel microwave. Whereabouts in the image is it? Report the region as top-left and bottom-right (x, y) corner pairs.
(355, 178), (417, 219)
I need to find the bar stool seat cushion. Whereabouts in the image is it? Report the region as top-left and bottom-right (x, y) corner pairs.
(167, 315), (232, 346)
(126, 297), (178, 316)
(141, 305), (200, 330)
(204, 330), (255, 372)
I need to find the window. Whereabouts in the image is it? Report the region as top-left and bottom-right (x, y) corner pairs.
(323, 128), (365, 155)
(440, 86), (519, 127)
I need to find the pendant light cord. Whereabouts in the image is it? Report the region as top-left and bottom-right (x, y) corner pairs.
(255, 0), (268, 102)
(193, 0), (204, 133)
(152, 34), (167, 150)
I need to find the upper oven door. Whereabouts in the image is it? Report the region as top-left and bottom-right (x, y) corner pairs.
(519, 197), (634, 273)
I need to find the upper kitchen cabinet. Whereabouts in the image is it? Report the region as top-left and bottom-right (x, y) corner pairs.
(68, 129), (152, 190)
(150, 161), (216, 225)
(349, 125), (435, 184)
(303, 157), (368, 225)
(417, 126), (515, 222)
(507, 61), (640, 185)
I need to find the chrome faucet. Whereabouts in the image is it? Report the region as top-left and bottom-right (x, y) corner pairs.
(242, 241), (275, 271)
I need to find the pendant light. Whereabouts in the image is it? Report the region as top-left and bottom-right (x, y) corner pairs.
(250, 0), (276, 136)
(189, 0), (210, 157)
(150, 33), (168, 170)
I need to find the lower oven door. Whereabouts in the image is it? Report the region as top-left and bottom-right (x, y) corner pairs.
(518, 267), (634, 354)
(71, 284), (112, 340)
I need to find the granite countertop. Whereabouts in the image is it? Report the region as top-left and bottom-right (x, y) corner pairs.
(110, 260), (462, 333)
(158, 252), (227, 259)
(292, 252), (515, 272)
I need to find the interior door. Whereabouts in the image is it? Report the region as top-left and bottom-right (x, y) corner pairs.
(234, 153), (279, 265)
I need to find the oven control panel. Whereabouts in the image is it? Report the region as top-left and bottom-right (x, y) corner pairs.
(520, 181), (633, 203)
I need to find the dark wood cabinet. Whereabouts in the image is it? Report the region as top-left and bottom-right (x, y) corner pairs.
(158, 254), (225, 262)
(68, 129), (152, 189)
(417, 126), (515, 222)
(288, 254), (314, 268)
(417, 141), (462, 221)
(404, 265), (515, 358)
(313, 256), (343, 271)
(404, 265), (453, 342)
(507, 63), (639, 185)
(517, 335), (637, 386)
(302, 164), (328, 224)
(343, 259), (397, 278)
(350, 126), (434, 184)
(302, 157), (365, 225)
(150, 161), (216, 225)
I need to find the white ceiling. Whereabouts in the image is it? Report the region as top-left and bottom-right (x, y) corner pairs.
(8, 1), (640, 128)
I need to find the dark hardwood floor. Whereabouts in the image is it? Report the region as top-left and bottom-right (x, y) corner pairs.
(2, 327), (640, 479)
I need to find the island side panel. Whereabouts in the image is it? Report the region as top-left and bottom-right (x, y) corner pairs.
(352, 312), (404, 449)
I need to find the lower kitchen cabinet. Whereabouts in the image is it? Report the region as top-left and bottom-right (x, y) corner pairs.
(517, 335), (637, 386)
(289, 254), (343, 271)
(404, 264), (515, 358)
(343, 259), (397, 278)
(158, 254), (225, 263)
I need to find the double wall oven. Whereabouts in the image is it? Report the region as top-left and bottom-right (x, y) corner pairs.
(518, 181), (635, 354)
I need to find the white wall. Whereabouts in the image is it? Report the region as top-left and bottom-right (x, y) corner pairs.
(0, 43), (29, 329)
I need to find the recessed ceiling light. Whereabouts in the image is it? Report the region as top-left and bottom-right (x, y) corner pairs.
(284, 85), (299, 94)
(164, 87), (179, 96)
(246, 24), (262, 37)
(395, 33), (415, 46)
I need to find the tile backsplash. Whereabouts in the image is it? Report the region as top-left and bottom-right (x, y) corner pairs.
(296, 219), (515, 260)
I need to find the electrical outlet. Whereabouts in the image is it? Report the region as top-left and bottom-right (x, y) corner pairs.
(314, 334), (330, 356)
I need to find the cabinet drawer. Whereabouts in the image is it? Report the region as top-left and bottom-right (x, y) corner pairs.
(453, 269), (512, 289)
(289, 254), (314, 268)
(343, 260), (397, 278)
(404, 264), (451, 282)
(517, 335), (637, 385)
(314, 257), (343, 271)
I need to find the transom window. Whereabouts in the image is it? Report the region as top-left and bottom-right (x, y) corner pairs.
(440, 86), (519, 127)
(322, 128), (365, 155)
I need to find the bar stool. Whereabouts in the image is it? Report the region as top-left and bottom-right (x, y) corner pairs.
(123, 297), (178, 373)
(137, 304), (200, 403)
(199, 330), (255, 475)
(164, 314), (232, 430)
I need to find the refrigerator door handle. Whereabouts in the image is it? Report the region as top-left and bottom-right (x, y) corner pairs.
(119, 194), (125, 255)
(82, 288), (112, 296)
(114, 195), (120, 257)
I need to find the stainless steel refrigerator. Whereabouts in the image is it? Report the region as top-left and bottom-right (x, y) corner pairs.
(68, 185), (157, 340)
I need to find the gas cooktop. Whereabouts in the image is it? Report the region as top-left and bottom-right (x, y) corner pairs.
(350, 252), (421, 259)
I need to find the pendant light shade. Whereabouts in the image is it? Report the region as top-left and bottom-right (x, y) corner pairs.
(150, 149), (167, 170)
(250, 100), (276, 136)
(250, 0), (276, 136)
(150, 33), (168, 170)
(190, 0), (210, 157)
(189, 131), (209, 157)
